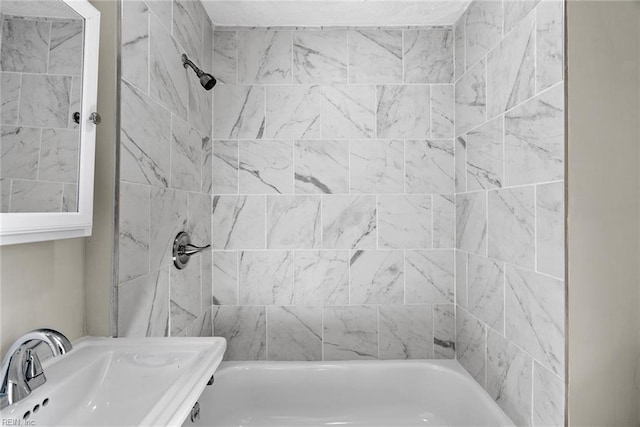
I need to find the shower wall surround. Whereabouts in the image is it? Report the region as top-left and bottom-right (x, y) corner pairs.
(453, 1), (564, 426)
(210, 26), (457, 361)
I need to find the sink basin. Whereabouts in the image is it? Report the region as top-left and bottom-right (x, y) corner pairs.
(0, 337), (226, 426)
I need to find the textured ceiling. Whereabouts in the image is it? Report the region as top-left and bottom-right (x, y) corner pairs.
(202, 1), (472, 27)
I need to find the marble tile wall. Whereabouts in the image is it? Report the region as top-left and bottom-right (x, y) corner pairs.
(0, 14), (83, 212)
(210, 25), (457, 362)
(117, 0), (214, 338)
(453, 1), (564, 426)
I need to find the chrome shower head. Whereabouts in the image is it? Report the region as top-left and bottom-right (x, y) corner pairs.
(181, 54), (217, 91)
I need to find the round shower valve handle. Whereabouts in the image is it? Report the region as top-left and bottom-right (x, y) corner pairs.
(90, 112), (101, 125)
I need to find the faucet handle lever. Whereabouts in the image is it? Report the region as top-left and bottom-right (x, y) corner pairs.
(24, 349), (43, 381)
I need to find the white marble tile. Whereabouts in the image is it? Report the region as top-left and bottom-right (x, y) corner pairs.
(19, 75), (71, 129)
(9, 179), (63, 213)
(350, 139), (403, 194)
(487, 14), (535, 118)
(122, 1), (148, 92)
(379, 304), (432, 359)
(170, 254), (202, 336)
(238, 30), (291, 83)
(0, 125), (40, 180)
(62, 183), (77, 212)
(149, 187), (187, 269)
(267, 195), (321, 249)
(212, 140), (238, 194)
(348, 29), (402, 84)
(377, 85), (430, 139)
(118, 267), (169, 337)
(266, 85), (321, 139)
(181, 309), (212, 338)
(431, 85), (454, 138)
(455, 136), (467, 193)
(213, 31), (237, 84)
(405, 139), (455, 194)
(465, 1), (503, 67)
(536, 1), (564, 93)
(201, 136), (212, 194)
(350, 250), (404, 304)
(294, 30), (347, 84)
(149, 13), (188, 119)
(212, 251), (238, 305)
(1, 73), (20, 125)
(378, 195), (431, 249)
(504, 0), (540, 33)
(0, 179), (10, 212)
(267, 306), (322, 361)
(212, 305), (266, 361)
(294, 139), (348, 194)
(211, 195), (265, 249)
(118, 182), (150, 283)
(213, 85), (265, 139)
(404, 28), (454, 84)
(67, 77), (82, 129)
(456, 250), (468, 307)
(454, 15), (466, 80)
(434, 304), (455, 359)
(537, 182), (564, 278)
(239, 140), (293, 194)
(145, 0), (172, 31)
(323, 305), (377, 360)
(321, 85), (375, 138)
(239, 250), (294, 305)
(0, 19), (49, 73)
(505, 77), (563, 186)
(171, 116), (202, 192)
(188, 69), (213, 137)
(455, 59), (486, 136)
(466, 116), (503, 190)
(120, 80), (171, 187)
(405, 249), (454, 304)
(456, 307), (487, 387)
(203, 17), (213, 76)
(486, 329), (533, 427)
(488, 186), (535, 268)
(533, 361), (564, 427)
(172, 0), (203, 63)
(39, 128), (79, 183)
(49, 20), (83, 76)
(322, 195), (376, 249)
(187, 192), (211, 246)
(456, 192), (487, 255)
(468, 254), (504, 333)
(294, 250), (349, 305)
(201, 251), (213, 313)
(433, 194), (455, 248)
(506, 265), (564, 375)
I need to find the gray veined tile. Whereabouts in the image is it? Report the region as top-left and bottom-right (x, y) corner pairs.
(350, 250), (404, 305)
(183, 309), (212, 338)
(466, 116), (503, 190)
(322, 195), (376, 250)
(537, 182), (564, 278)
(405, 249), (454, 304)
(267, 306), (322, 361)
(1, 73), (20, 125)
(293, 30), (347, 84)
(379, 305), (432, 360)
(203, 14), (213, 75)
(294, 139), (348, 194)
(239, 251), (294, 305)
(348, 29), (402, 84)
(149, 187), (187, 270)
(173, 0), (203, 64)
(505, 265), (564, 376)
(67, 77), (82, 129)
(49, 20), (83, 76)
(455, 58), (486, 136)
(0, 126), (40, 180)
(487, 14), (535, 118)
(117, 268), (169, 337)
(212, 140), (238, 194)
(455, 136), (467, 193)
(266, 85), (321, 139)
(404, 28), (454, 84)
(211, 195), (265, 249)
(239, 140), (293, 194)
(170, 116), (202, 192)
(323, 306), (377, 360)
(456, 250), (468, 308)
(321, 85), (375, 139)
(294, 250), (349, 305)
(62, 184), (77, 212)
(465, 0), (503, 67)
(39, 128), (80, 183)
(486, 329), (533, 427)
(0, 19), (49, 73)
(19, 75), (71, 129)
(170, 254), (202, 336)
(145, 0), (172, 31)
(201, 136), (212, 194)
(533, 361), (564, 427)
(213, 306), (266, 361)
(212, 251), (238, 305)
(431, 85), (454, 139)
(505, 84), (564, 186)
(238, 30), (291, 84)
(213, 31), (237, 84)
(9, 179), (63, 213)
(118, 182), (150, 284)
(456, 192), (487, 256)
(377, 85), (430, 139)
(504, 0), (541, 33)
(120, 80), (171, 187)
(378, 195), (432, 249)
(350, 139), (403, 194)
(405, 139), (455, 194)
(434, 304), (455, 359)
(187, 192), (212, 246)
(1, 179), (10, 213)
(536, 1), (564, 93)
(433, 194), (455, 249)
(188, 69), (213, 137)
(201, 251), (213, 313)
(467, 254), (505, 333)
(122, 1), (148, 91)
(454, 14), (466, 80)
(488, 186), (535, 269)
(456, 307), (486, 387)
(267, 195), (321, 249)
(213, 85), (265, 139)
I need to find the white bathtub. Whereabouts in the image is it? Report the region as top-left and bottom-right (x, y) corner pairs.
(187, 360), (515, 427)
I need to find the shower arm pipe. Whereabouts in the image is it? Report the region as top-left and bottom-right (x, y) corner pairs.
(182, 54), (204, 76)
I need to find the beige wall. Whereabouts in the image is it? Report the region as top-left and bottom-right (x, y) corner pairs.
(567, 1), (640, 425)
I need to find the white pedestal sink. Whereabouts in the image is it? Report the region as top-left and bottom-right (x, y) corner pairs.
(0, 337), (226, 426)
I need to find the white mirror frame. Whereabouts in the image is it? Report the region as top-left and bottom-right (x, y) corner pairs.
(0, 0), (100, 245)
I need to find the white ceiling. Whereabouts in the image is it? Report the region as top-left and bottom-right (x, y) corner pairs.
(203, 0), (472, 27)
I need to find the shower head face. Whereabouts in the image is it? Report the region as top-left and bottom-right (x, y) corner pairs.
(200, 73), (216, 90)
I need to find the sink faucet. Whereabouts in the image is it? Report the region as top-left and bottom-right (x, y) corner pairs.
(0, 329), (72, 409)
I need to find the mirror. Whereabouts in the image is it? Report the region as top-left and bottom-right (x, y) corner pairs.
(0, 0), (100, 244)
